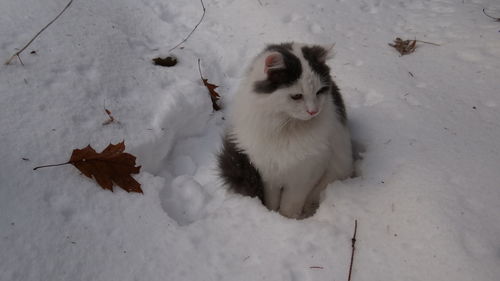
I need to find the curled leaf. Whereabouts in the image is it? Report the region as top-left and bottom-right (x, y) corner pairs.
(153, 56), (178, 67)
(389, 38), (417, 56)
(198, 59), (221, 111)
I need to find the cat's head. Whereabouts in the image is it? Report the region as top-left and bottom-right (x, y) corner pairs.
(251, 43), (335, 121)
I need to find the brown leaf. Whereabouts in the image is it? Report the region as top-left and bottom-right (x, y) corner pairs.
(201, 78), (221, 111)
(198, 59), (221, 111)
(69, 142), (142, 193)
(389, 38), (417, 56)
(152, 56), (177, 67)
(102, 108), (116, 125)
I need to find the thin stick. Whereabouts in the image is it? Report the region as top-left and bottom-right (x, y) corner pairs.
(17, 55), (25, 66)
(482, 8), (500, 21)
(33, 162), (71, 170)
(309, 266), (323, 269)
(5, 0), (74, 65)
(168, 0), (206, 53)
(348, 220), (358, 281)
(197, 58), (203, 78)
(415, 40), (440, 46)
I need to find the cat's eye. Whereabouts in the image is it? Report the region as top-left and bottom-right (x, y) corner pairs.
(290, 94), (303, 100)
(316, 86), (329, 96)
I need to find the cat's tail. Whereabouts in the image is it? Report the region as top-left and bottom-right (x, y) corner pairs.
(217, 137), (264, 202)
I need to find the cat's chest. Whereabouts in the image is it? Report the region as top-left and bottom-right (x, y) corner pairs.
(239, 123), (332, 175)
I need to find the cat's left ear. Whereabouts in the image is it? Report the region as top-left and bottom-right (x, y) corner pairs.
(264, 52), (285, 74)
(317, 43), (335, 62)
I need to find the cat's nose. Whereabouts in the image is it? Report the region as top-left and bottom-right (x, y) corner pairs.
(307, 110), (318, 116)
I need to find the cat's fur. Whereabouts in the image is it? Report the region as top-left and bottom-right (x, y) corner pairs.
(218, 42), (353, 218)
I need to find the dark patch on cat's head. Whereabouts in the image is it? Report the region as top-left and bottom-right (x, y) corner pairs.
(301, 45), (331, 82)
(253, 43), (302, 94)
(330, 82), (347, 125)
(302, 45), (347, 125)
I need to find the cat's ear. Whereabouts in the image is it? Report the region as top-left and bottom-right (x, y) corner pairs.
(264, 53), (285, 74)
(322, 43), (335, 61)
(317, 43), (335, 62)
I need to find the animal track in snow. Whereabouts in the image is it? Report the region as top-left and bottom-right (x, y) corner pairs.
(359, 0), (381, 14)
(310, 23), (323, 34)
(282, 13), (302, 24)
(362, 89), (384, 107)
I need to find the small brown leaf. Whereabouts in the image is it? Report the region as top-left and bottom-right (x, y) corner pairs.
(198, 59), (221, 111)
(153, 56), (177, 67)
(202, 78), (221, 111)
(102, 108), (116, 125)
(69, 142), (142, 193)
(389, 37), (417, 56)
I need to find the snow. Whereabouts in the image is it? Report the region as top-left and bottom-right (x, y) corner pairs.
(1, 0), (500, 280)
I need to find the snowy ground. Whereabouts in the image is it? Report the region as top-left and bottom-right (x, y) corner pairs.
(1, 0), (500, 280)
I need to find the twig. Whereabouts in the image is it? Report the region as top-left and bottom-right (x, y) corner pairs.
(168, 0), (206, 52)
(17, 55), (25, 66)
(415, 40), (440, 46)
(197, 58), (203, 78)
(482, 8), (500, 22)
(348, 220), (358, 281)
(33, 161), (71, 170)
(5, 0), (74, 65)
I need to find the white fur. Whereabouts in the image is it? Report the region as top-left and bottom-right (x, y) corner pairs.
(228, 43), (353, 218)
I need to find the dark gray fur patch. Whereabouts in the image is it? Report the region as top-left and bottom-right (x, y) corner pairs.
(301, 46), (330, 81)
(253, 43), (302, 94)
(217, 136), (264, 202)
(302, 45), (347, 125)
(329, 83), (347, 125)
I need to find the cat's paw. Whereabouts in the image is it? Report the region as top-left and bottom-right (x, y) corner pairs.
(300, 201), (320, 219)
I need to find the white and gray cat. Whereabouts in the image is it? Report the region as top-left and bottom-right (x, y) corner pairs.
(218, 42), (353, 219)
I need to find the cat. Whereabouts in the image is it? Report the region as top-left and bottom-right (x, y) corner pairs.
(218, 42), (353, 219)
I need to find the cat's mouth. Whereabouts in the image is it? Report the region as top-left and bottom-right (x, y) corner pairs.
(295, 110), (321, 121)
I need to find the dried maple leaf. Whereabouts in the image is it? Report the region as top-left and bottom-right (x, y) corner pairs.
(198, 59), (221, 111)
(34, 142), (142, 193)
(389, 37), (417, 56)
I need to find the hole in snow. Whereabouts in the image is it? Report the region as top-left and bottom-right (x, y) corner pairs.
(351, 139), (366, 178)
